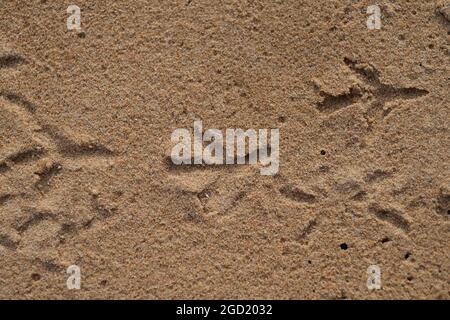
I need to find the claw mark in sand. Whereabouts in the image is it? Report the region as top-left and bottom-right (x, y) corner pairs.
(14, 208), (56, 234)
(317, 87), (364, 113)
(295, 218), (318, 242)
(33, 257), (65, 273)
(316, 58), (429, 118)
(279, 185), (316, 203)
(0, 91), (37, 113)
(0, 53), (27, 69)
(364, 168), (394, 184)
(436, 2), (450, 25)
(369, 203), (411, 232)
(344, 57), (428, 103)
(0, 194), (14, 205)
(6, 147), (45, 164)
(91, 195), (117, 218)
(0, 234), (18, 250)
(34, 160), (62, 192)
(41, 125), (116, 158)
(436, 186), (450, 216)
(0, 147), (46, 173)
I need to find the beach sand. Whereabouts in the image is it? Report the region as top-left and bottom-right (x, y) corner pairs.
(0, 0), (448, 299)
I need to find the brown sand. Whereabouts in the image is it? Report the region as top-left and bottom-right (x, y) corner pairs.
(0, 0), (448, 299)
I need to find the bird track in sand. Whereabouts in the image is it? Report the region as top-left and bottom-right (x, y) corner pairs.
(0, 51), (118, 264)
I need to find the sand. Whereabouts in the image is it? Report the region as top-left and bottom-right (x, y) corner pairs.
(0, 0), (448, 299)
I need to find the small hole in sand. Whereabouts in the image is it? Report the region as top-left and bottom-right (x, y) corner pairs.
(31, 273), (41, 281)
(404, 252), (411, 260)
(278, 116), (286, 123)
(100, 280), (108, 286)
(407, 276), (414, 281)
(320, 150), (326, 156)
(381, 237), (390, 243)
(340, 243), (348, 250)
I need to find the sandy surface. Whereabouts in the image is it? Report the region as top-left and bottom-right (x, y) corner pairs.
(0, 0), (449, 299)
